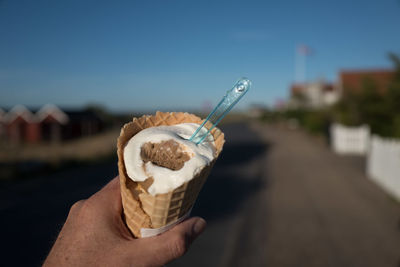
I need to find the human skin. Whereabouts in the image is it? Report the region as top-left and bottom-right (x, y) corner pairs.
(43, 176), (206, 267)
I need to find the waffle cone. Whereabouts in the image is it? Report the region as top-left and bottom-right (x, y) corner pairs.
(117, 112), (224, 237)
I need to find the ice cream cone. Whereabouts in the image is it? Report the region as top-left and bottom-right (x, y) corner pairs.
(117, 111), (224, 237)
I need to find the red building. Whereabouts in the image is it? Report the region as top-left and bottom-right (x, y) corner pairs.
(1, 104), (103, 144)
(3, 105), (39, 143)
(339, 69), (395, 95)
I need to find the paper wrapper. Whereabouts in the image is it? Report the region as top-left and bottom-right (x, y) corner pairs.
(117, 112), (225, 238)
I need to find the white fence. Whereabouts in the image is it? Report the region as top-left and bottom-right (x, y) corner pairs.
(331, 124), (400, 201)
(367, 135), (400, 202)
(330, 124), (370, 155)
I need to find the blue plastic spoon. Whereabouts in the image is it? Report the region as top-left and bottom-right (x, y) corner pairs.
(189, 77), (251, 144)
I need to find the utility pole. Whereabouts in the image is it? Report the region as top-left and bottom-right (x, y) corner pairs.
(295, 44), (311, 83)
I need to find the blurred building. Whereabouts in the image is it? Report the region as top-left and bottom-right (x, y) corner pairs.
(0, 104), (104, 144)
(0, 108), (5, 139)
(338, 69), (395, 95)
(61, 109), (104, 140)
(3, 105), (39, 143)
(288, 69), (395, 109)
(289, 80), (340, 109)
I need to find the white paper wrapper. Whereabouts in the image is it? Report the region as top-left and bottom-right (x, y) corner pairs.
(140, 209), (192, 238)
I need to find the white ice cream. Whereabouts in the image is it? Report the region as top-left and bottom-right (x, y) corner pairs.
(123, 123), (216, 195)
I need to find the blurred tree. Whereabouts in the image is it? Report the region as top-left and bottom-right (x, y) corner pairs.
(84, 103), (114, 128)
(333, 53), (400, 138)
(386, 53), (400, 137)
(358, 77), (391, 136)
(334, 89), (362, 126)
(292, 91), (308, 107)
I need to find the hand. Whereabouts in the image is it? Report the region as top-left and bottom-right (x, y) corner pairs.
(43, 176), (207, 267)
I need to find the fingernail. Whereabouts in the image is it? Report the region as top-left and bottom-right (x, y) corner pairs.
(192, 218), (207, 236)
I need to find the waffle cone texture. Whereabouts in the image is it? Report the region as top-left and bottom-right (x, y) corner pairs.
(117, 112), (225, 238)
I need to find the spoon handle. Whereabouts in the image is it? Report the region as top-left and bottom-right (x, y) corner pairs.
(190, 78), (251, 144)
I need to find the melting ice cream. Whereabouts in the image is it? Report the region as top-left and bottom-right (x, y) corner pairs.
(123, 123), (216, 195)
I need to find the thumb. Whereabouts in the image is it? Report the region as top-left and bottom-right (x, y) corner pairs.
(145, 217), (207, 266)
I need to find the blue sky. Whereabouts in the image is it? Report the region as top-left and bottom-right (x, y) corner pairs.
(1, 0), (400, 112)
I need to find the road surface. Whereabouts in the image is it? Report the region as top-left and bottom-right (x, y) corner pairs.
(0, 122), (399, 267)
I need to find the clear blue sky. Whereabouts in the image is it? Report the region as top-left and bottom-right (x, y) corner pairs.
(1, 0), (400, 112)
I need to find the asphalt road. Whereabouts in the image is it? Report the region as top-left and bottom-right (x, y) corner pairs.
(252, 123), (400, 267)
(0, 122), (399, 267)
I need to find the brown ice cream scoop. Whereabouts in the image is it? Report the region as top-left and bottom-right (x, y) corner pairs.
(140, 140), (191, 171)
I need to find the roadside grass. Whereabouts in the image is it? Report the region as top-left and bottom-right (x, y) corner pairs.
(0, 128), (120, 181)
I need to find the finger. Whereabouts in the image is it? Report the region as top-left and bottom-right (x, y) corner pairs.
(91, 176), (122, 213)
(141, 217), (206, 266)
